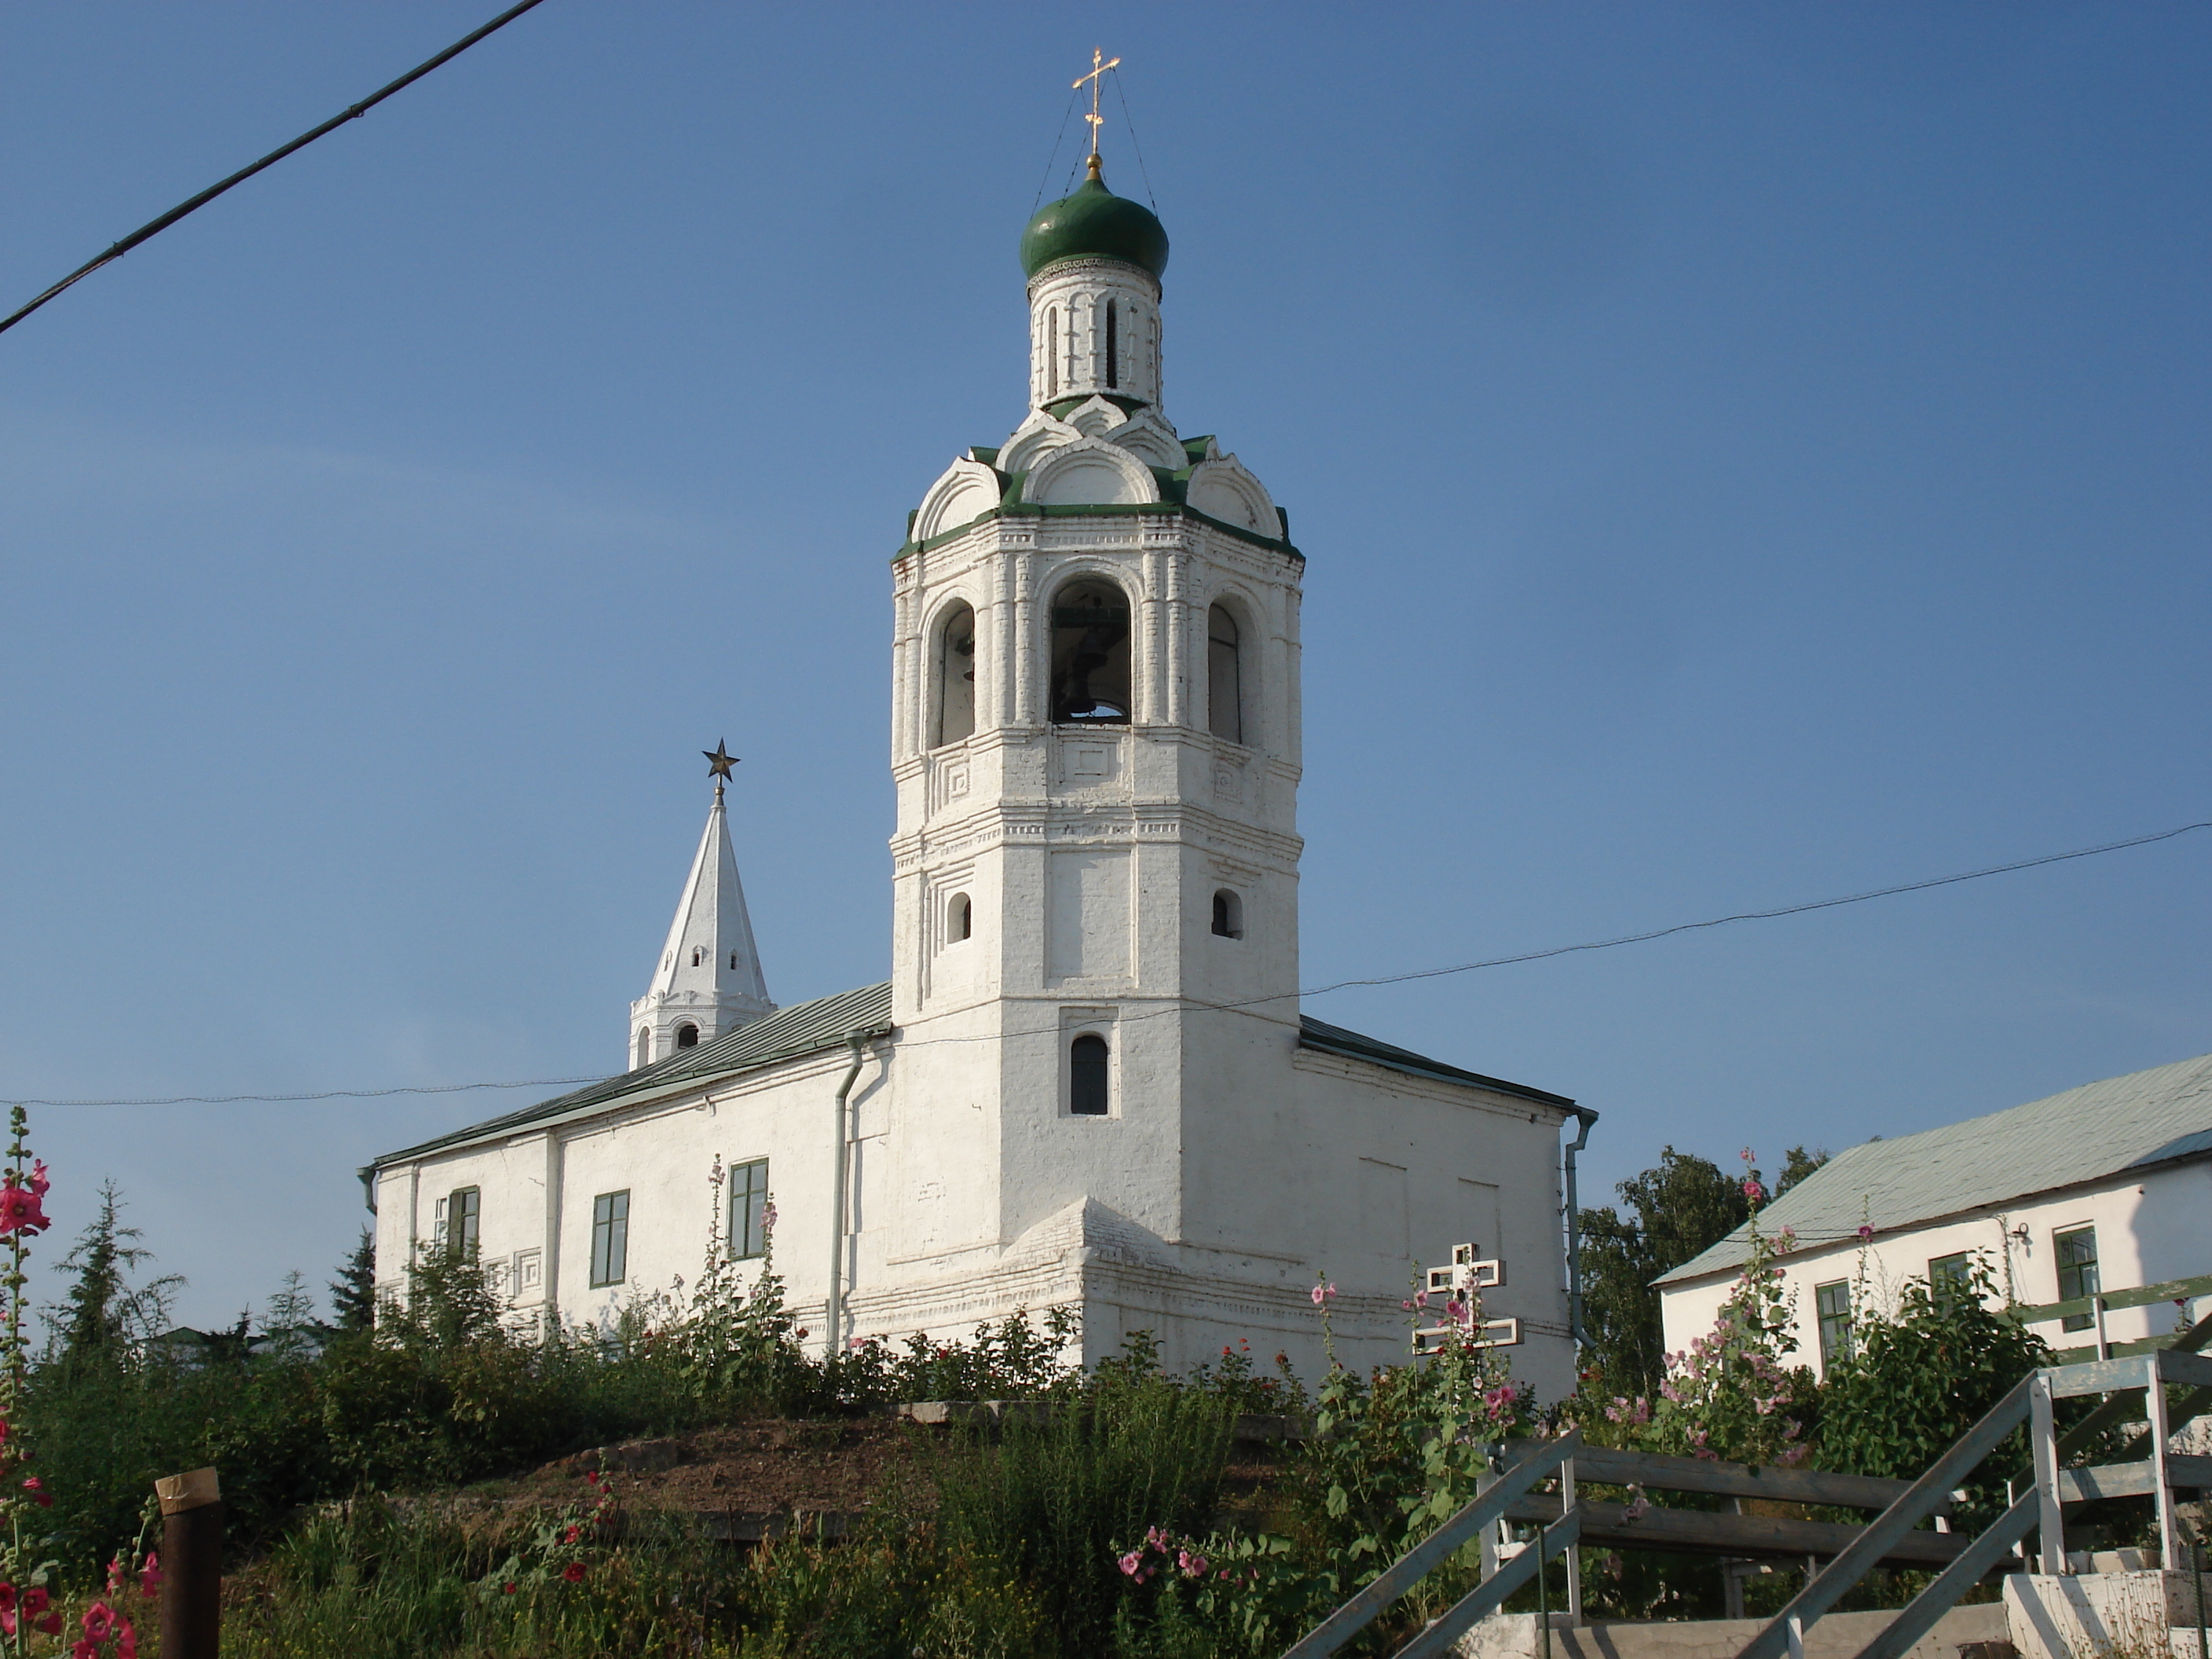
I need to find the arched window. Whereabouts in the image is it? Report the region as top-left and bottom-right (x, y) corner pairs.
(728, 950), (740, 970)
(634, 1027), (651, 1068)
(1069, 1033), (1110, 1115)
(691, 946), (704, 967)
(1049, 579), (1132, 724)
(933, 602), (977, 747)
(1211, 889), (1243, 939)
(950, 892), (972, 943)
(1104, 300), (1119, 390)
(676, 1023), (700, 1049)
(1208, 604), (1243, 743)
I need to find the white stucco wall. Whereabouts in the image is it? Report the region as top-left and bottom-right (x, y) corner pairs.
(1656, 1160), (2212, 1382)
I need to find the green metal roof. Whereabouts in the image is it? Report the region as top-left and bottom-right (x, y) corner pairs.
(1296, 1016), (1577, 1108)
(368, 986), (1569, 1177)
(368, 981), (895, 1170)
(1655, 1051), (2212, 1287)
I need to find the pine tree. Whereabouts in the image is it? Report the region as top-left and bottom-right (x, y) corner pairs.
(330, 1228), (378, 1331)
(50, 1181), (180, 1365)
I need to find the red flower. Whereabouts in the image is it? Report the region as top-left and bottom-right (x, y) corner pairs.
(71, 1638), (97, 1659)
(35, 1611), (61, 1636)
(29, 1161), (49, 1199)
(0, 1180), (49, 1236)
(82, 1602), (119, 1640)
(140, 1553), (160, 1600)
(562, 1525), (581, 1544)
(502, 1582), (518, 1595)
(118, 1618), (137, 1659)
(561, 1562), (586, 1584)
(0, 1584), (16, 1613)
(22, 1476), (50, 1509)
(24, 1587), (50, 1614)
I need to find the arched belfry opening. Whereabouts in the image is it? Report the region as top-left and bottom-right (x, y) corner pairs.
(934, 602), (977, 746)
(1049, 580), (1133, 725)
(1207, 604), (1243, 743)
(675, 1023), (700, 1049)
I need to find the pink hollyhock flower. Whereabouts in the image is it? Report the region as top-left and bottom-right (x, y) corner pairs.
(35, 1612), (61, 1637)
(1118, 1551), (1143, 1578)
(562, 1525), (581, 1544)
(105, 1557), (124, 1595)
(1485, 1384), (1518, 1414)
(0, 1181), (48, 1236)
(561, 1562), (586, 1584)
(119, 1624), (139, 1659)
(1400, 1298), (1412, 1310)
(24, 1588), (49, 1615)
(1857, 1225), (1874, 1242)
(0, 1584), (15, 1613)
(23, 1475), (50, 1509)
(1741, 1148), (1756, 1164)
(27, 1163), (48, 1199)
(503, 1581), (518, 1594)
(1414, 1289), (1428, 1308)
(71, 1637), (97, 1659)
(138, 1553), (159, 1601)
(82, 1602), (119, 1640)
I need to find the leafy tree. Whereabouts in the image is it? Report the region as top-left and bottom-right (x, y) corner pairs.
(46, 1181), (180, 1366)
(1818, 1252), (2052, 1525)
(330, 1228), (377, 1331)
(1774, 1144), (1829, 1197)
(1579, 1148), (1749, 1398)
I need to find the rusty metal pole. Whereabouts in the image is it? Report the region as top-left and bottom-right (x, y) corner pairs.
(155, 1467), (222, 1659)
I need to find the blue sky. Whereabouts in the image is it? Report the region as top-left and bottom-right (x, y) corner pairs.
(2, 2), (2204, 1331)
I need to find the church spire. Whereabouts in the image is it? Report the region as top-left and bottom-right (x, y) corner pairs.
(628, 745), (774, 1068)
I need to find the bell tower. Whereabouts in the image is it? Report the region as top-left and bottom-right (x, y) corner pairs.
(884, 149), (1305, 1293)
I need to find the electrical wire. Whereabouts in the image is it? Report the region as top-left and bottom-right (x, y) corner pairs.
(1031, 86), (1081, 214)
(0, 0), (551, 339)
(7, 818), (2203, 1108)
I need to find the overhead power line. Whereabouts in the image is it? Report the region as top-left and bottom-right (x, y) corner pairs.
(0, 0), (550, 339)
(5, 817), (2204, 1107)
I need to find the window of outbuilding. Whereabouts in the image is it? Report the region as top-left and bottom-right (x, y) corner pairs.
(1069, 1033), (1110, 1116)
(1815, 1280), (1851, 1364)
(590, 1191), (630, 1287)
(1928, 1251), (1974, 1304)
(1049, 580), (1132, 725)
(730, 1159), (770, 1261)
(1211, 889), (1243, 939)
(934, 602), (977, 747)
(1208, 605), (1243, 743)
(2055, 1225), (2100, 1333)
(676, 1023), (700, 1049)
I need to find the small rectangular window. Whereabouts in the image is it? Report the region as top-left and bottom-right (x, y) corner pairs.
(2054, 1225), (2099, 1333)
(1815, 1280), (1852, 1364)
(590, 1190), (630, 1287)
(1928, 1251), (1974, 1303)
(446, 1187), (480, 1261)
(730, 1159), (769, 1261)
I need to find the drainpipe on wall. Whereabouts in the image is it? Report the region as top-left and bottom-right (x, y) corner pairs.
(826, 1031), (873, 1361)
(1562, 1106), (1599, 1351)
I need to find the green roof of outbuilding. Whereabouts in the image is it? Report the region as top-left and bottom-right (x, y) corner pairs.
(1020, 167), (1169, 281)
(1654, 1051), (2212, 1288)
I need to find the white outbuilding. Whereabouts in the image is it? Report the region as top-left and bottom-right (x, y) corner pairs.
(364, 154), (1596, 1394)
(1655, 1053), (2212, 1380)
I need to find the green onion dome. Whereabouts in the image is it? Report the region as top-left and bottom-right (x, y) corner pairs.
(1020, 158), (1170, 282)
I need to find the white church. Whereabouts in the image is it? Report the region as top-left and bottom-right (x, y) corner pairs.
(367, 147), (1595, 1393)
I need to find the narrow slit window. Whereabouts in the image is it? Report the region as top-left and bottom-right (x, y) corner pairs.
(728, 950), (739, 970)
(1069, 1033), (1110, 1115)
(589, 1190), (629, 1287)
(1048, 580), (1132, 724)
(729, 1159), (769, 1261)
(446, 1186), (480, 1261)
(676, 1023), (700, 1049)
(950, 893), (972, 942)
(933, 602), (977, 746)
(1210, 889), (1243, 939)
(1104, 301), (1119, 390)
(1047, 307), (1059, 398)
(1207, 605), (1243, 742)
(692, 947), (704, 967)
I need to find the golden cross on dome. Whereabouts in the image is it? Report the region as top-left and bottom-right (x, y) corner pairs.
(703, 740), (739, 795)
(1074, 48), (1121, 164)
